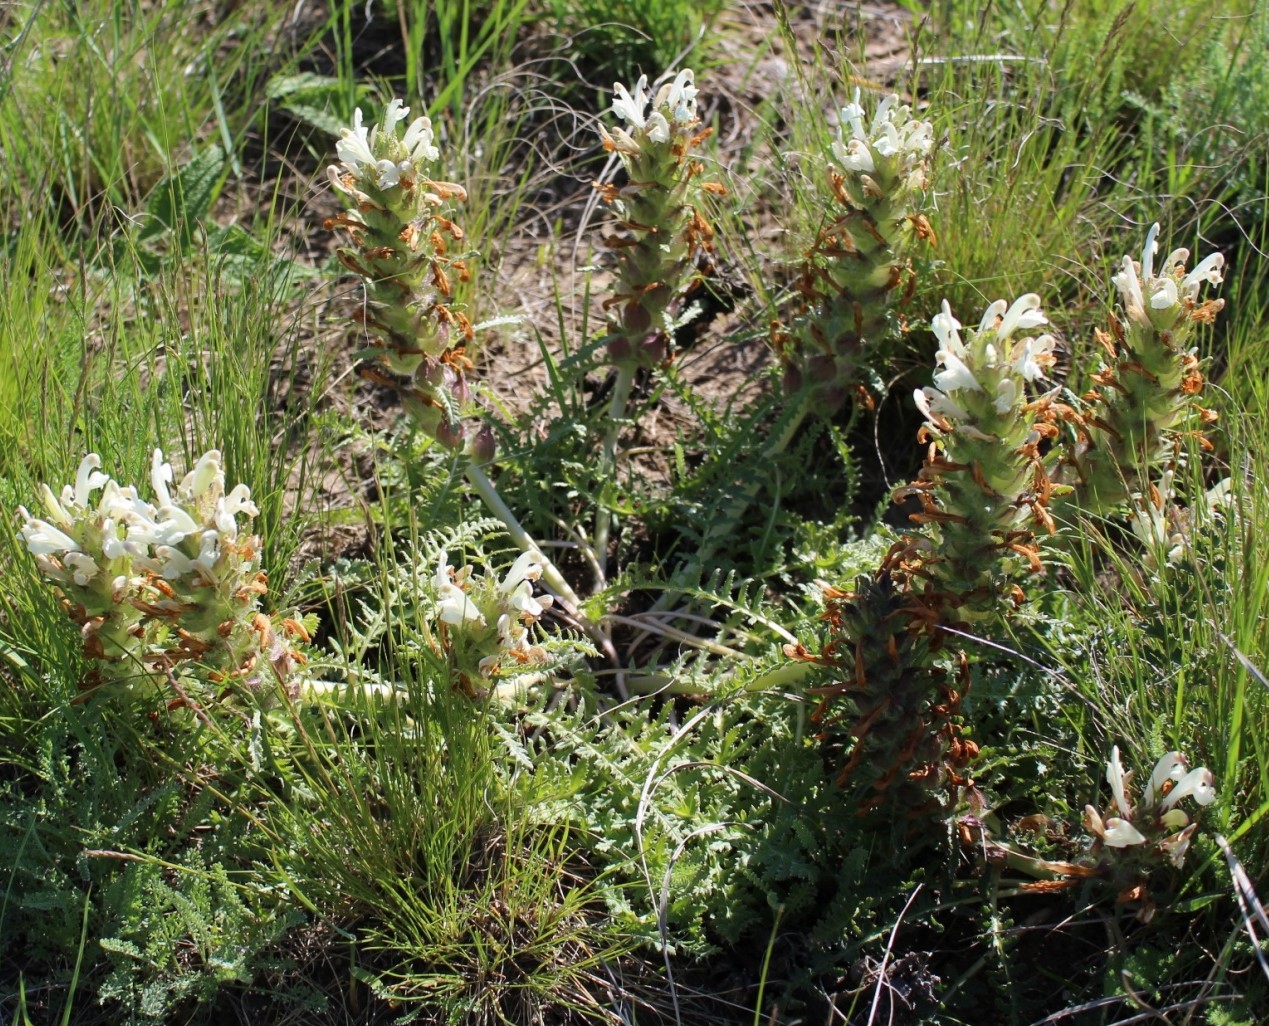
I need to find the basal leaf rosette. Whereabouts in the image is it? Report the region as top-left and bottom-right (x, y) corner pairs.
(779, 89), (936, 412)
(17, 451), (307, 702)
(596, 69), (723, 368)
(898, 295), (1059, 616)
(1059, 223), (1224, 514)
(326, 98), (475, 449)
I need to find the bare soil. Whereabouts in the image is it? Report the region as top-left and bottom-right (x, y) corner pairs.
(261, 1), (919, 563)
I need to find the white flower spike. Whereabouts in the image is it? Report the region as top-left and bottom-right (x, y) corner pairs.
(1112, 222), (1224, 328)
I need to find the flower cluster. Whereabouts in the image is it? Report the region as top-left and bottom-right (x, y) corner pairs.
(1082, 745), (1216, 919)
(894, 295), (1059, 616)
(833, 90), (935, 190)
(326, 98), (475, 450)
(1057, 223), (1224, 515)
(779, 89), (935, 412)
(1111, 223), (1225, 335)
(329, 99), (440, 199)
(596, 69), (722, 368)
(605, 70), (700, 151)
(430, 549), (555, 693)
(17, 452), (307, 700)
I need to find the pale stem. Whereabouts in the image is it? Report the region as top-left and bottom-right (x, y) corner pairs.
(464, 462), (583, 609)
(593, 363), (637, 588)
(465, 461), (628, 697)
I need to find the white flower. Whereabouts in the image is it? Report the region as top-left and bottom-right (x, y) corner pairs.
(215, 484), (257, 540)
(931, 300), (965, 357)
(1160, 766), (1216, 810)
(151, 449), (174, 509)
(194, 531), (221, 573)
(434, 552), (483, 626)
(73, 454), (108, 508)
(1181, 252), (1224, 298)
(831, 89), (932, 177)
(611, 75), (651, 128)
(1129, 490), (1187, 567)
(183, 449), (223, 500)
(610, 69), (698, 145)
(64, 552), (99, 585)
(336, 108), (377, 173)
(1087, 745), (1214, 864)
(1148, 276), (1178, 310)
(19, 516), (80, 556)
(933, 349), (982, 395)
(994, 378), (1018, 415)
(101, 520), (127, 561)
(914, 386), (970, 425)
(1012, 334), (1056, 382)
(1143, 751), (1188, 807)
(155, 545), (196, 580)
(658, 69), (698, 123)
(644, 112), (671, 145)
(331, 99), (442, 193)
(153, 505), (200, 546)
(833, 137), (874, 174)
(1102, 817), (1148, 847)
(1106, 745), (1133, 819)
(39, 483), (73, 528)
(498, 550), (554, 621)
(995, 293), (1047, 339)
(378, 98), (410, 137)
(402, 114), (439, 164)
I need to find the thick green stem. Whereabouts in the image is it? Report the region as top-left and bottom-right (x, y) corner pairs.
(593, 364), (637, 587)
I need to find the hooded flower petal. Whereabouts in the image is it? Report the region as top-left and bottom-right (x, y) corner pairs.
(1144, 751), (1187, 808)
(931, 301), (965, 357)
(1102, 817), (1148, 847)
(183, 449), (223, 500)
(151, 449), (175, 509)
(1013, 334), (1056, 382)
(20, 518), (80, 555)
(1106, 745), (1133, 819)
(933, 350), (983, 395)
(434, 552), (483, 626)
(662, 69), (698, 122)
(1182, 252), (1225, 298)
(1161, 766), (1216, 810)
(996, 294), (1047, 340)
(74, 454), (108, 508)
(611, 76), (650, 128)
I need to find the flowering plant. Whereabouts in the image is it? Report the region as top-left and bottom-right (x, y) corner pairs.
(1057, 223), (1224, 515)
(778, 89), (935, 412)
(893, 295), (1060, 616)
(17, 451), (307, 702)
(596, 69), (722, 369)
(326, 98), (474, 449)
(1081, 745), (1216, 919)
